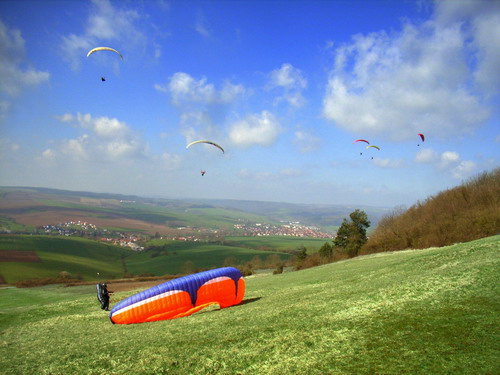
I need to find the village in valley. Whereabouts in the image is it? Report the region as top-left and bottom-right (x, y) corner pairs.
(37, 219), (333, 251)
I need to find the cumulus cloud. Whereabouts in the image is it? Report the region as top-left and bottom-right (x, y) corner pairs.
(415, 148), (438, 163)
(0, 20), (49, 116)
(61, 0), (144, 70)
(451, 160), (477, 179)
(323, 0), (496, 141)
(268, 63), (307, 108)
(156, 72), (247, 144)
(156, 72), (245, 105)
(41, 148), (56, 160)
(434, 150), (478, 179)
(413, 147), (478, 178)
(229, 111), (282, 147)
(56, 113), (147, 161)
(435, 0), (500, 96)
(439, 151), (460, 168)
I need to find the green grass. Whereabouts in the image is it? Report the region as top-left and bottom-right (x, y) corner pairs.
(0, 235), (292, 282)
(126, 240), (292, 275)
(0, 216), (32, 232)
(1, 235), (498, 374)
(0, 236), (132, 282)
(224, 235), (331, 252)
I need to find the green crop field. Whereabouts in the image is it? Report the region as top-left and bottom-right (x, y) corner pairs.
(0, 235), (293, 283)
(0, 236), (132, 282)
(125, 240), (291, 275)
(1, 235), (498, 374)
(224, 235), (331, 252)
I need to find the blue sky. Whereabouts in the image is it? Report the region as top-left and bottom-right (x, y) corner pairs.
(0, 0), (498, 208)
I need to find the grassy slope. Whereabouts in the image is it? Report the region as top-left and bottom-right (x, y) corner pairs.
(1, 235), (498, 374)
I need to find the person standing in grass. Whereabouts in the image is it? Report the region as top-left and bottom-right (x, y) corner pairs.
(96, 283), (113, 311)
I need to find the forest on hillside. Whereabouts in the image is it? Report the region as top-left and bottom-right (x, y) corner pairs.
(361, 168), (500, 253)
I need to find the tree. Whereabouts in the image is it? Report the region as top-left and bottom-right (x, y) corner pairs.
(333, 209), (370, 257)
(318, 242), (333, 259)
(296, 245), (308, 261)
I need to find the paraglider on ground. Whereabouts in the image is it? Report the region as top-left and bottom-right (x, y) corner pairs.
(109, 267), (245, 324)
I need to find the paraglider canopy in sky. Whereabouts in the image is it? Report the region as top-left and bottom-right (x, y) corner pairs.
(186, 140), (225, 154)
(417, 133), (425, 146)
(354, 139), (370, 144)
(87, 47), (123, 59)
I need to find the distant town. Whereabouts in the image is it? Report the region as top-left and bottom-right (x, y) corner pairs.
(233, 222), (333, 238)
(35, 219), (334, 251)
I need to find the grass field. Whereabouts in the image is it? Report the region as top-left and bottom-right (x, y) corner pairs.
(224, 235), (331, 252)
(0, 235), (293, 283)
(1, 235), (498, 374)
(0, 236), (132, 282)
(125, 240), (292, 275)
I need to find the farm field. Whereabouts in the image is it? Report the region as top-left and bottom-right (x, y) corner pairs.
(0, 236), (132, 283)
(1, 235), (498, 374)
(125, 240), (292, 276)
(224, 235), (330, 252)
(0, 235), (293, 283)
(0, 188), (283, 234)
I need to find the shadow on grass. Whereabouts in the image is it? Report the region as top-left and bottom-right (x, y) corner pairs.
(239, 297), (262, 305)
(194, 297), (262, 316)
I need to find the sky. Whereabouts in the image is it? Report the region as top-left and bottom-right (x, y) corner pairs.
(0, 0), (499, 208)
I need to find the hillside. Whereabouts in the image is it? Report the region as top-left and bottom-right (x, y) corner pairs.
(0, 236), (132, 283)
(0, 235), (298, 283)
(363, 168), (500, 253)
(1, 235), (498, 374)
(0, 186), (387, 234)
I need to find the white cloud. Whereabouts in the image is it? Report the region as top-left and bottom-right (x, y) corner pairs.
(323, 1), (494, 141)
(373, 158), (405, 168)
(160, 152), (181, 170)
(439, 151), (460, 168)
(269, 63), (307, 90)
(62, 136), (89, 160)
(0, 20), (49, 99)
(435, 0), (500, 96)
(294, 130), (320, 153)
(59, 112), (129, 138)
(56, 113), (146, 161)
(157, 72), (245, 105)
(41, 149), (56, 160)
(415, 148), (438, 163)
(229, 111), (282, 148)
(268, 63), (307, 108)
(195, 10), (211, 38)
(451, 160), (477, 179)
(60, 0), (144, 70)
